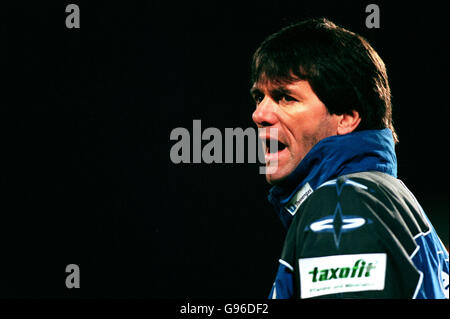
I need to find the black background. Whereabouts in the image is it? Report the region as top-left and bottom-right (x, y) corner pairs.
(1, 1), (448, 298)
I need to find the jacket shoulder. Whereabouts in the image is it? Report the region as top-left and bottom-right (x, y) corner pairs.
(292, 171), (429, 257)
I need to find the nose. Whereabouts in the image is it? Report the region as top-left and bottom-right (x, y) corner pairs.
(252, 97), (278, 127)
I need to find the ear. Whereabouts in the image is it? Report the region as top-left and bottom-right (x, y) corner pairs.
(337, 110), (361, 135)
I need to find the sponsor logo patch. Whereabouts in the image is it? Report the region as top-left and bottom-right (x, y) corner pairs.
(299, 253), (387, 298)
(306, 202), (372, 248)
(285, 183), (313, 216)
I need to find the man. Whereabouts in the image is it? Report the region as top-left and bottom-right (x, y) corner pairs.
(251, 18), (448, 299)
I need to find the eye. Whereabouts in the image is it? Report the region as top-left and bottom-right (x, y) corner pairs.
(278, 94), (298, 104)
(253, 92), (264, 105)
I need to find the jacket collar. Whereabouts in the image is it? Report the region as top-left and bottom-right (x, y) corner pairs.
(268, 128), (397, 229)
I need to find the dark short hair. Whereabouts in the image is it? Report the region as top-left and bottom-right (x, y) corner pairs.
(251, 18), (398, 143)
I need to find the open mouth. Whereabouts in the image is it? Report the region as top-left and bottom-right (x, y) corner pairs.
(265, 139), (287, 154)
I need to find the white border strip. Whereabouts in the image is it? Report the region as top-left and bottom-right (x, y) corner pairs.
(279, 259), (294, 272)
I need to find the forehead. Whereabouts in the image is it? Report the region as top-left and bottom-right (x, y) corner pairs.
(251, 78), (311, 95)
(252, 74), (293, 91)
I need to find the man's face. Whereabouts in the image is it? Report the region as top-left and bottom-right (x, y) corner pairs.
(251, 79), (339, 184)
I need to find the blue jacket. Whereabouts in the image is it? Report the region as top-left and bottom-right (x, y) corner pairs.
(268, 129), (449, 299)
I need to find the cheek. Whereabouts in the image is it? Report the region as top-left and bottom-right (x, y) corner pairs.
(282, 101), (332, 141)
(289, 119), (320, 146)
(290, 114), (335, 154)
(298, 131), (321, 154)
(283, 113), (315, 142)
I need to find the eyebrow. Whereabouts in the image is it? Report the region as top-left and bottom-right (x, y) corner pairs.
(250, 85), (293, 98)
(271, 87), (292, 97)
(249, 86), (262, 96)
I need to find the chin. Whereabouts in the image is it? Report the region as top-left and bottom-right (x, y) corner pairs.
(265, 169), (289, 185)
(264, 160), (299, 185)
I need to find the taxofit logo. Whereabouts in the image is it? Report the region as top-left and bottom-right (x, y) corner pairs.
(308, 258), (375, 282)
(299, 253), (387, 298)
